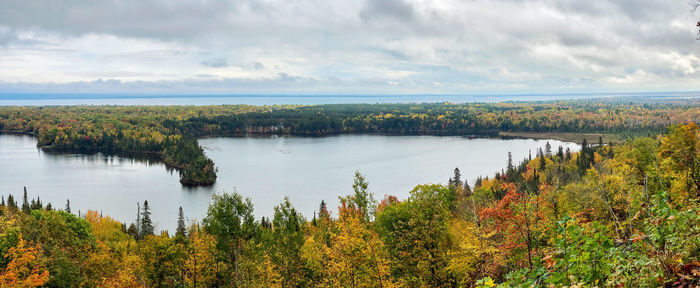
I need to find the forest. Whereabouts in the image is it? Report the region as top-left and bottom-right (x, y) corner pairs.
(1, 98), (699, 185)
(0, 122), (697, 287)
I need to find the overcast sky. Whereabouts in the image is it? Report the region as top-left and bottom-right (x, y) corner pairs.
(0, 0), (699, 95)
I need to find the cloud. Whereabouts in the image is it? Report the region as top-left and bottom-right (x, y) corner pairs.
(0, 0), (700, 94)
(200, 58), (229, 68)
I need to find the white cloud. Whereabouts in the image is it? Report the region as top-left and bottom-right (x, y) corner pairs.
(0, 0), (699, 94)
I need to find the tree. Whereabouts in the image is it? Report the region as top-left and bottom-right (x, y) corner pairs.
(140, 201), (154, 237)
(21, 188), (29, 214)
(0, 236), (49, 288)
(268, 198), (306, 287)
(185, 227), (217, 288)
(176, 207), (187, 238)
(202, 192), (256, 283)
(347, 171), (376, 222)
(65, 199), (71, 214)
(323, 202), (394, 287)
(450, 168), (463, 188)
(545, 142), (552, 157)
(376, 184), (453, 286)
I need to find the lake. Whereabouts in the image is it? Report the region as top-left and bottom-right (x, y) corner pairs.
(1, 92), (693, 106)
(0, 133), (579, 231)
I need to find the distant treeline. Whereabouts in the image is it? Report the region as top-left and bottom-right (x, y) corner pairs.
(1, 100), (699, 185)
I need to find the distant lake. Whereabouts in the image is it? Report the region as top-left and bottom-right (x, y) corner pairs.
(2, 92), (697, 106)
(0, 133), (579, 231)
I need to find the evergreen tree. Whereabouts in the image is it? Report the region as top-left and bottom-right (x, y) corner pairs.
(557, 145), (564, 159)
(529, 149), (532, 162)
(507, 152), (514, 172)
(565, 147), (572, 160)
(65, 199), (71, 214)
(141, 200), (154, 237)
(7, 195), (16, 211)
(21, 187), (29, 214)
(539, 152), (547, 171)
(1, 196), (4, 207)
(176, 206), (187, 238)
(450, 168), (463, 187)
(463, 180), (472, 196)
(318, 200), (329, 220)
(45, 203), (52, 211)
(545, 141), (552, 157)
(598, 136), (604, 147)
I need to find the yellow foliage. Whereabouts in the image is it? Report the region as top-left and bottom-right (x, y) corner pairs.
(0, 236), (49, 288)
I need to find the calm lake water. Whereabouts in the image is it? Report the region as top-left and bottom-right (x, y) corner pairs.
(0, 133), (579, 231)
(0, 92), (686, 106)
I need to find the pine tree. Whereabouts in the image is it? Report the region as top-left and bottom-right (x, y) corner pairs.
(545, 141), (552, 157)
(21, 187), (29, 214)
(176, 206), (187, 238)
(65, 199), (71, 214)
(45, 203), (52, 211)
(141, 200), (154, 237)
(598, 136), (604, 147)
(1, 196), (4, 207)
(565, 147), (572, 160)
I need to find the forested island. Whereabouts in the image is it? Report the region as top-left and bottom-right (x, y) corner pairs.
(1, 98), (699, 186)
(0, 121), (697, 287)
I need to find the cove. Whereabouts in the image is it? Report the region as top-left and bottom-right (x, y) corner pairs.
(0, 133), (579, 231)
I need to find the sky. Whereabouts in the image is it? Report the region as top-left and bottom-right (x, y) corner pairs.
(0, 0), (699, 95)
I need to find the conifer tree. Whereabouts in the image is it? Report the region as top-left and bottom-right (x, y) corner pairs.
(450, 168), (463, 187)
(176, 206), (187, 238)
(65, 199), (71, 214)
(21, 187), (29, 214)
(1, 196), (4, 207)
(506, 152), (514, 178)
(545, 141), (552, 157)
(141, 200), (154, 237)
(463, 179), (472, 196)
(557, 145), (564, 159)
(7, 195), (16, 211)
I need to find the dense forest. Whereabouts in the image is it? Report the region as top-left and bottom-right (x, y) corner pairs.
(1, 99), (699, 185)
(0, 122), (697, 287)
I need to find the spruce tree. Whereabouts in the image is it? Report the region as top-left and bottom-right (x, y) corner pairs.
(463, 180), (472, 196)
(65, 199), (71, 214)
(140, 200), (154, 237)
(506, 152), (514, 174)
(1, 196), (4, 207)
(545, 141), (552, 157)
(557, 145), (564, 159)
(7, 195), (16, 211)
(21, 187), (29, 214)
(176, 206), (187, 238)
(451, 168), (463, 187)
